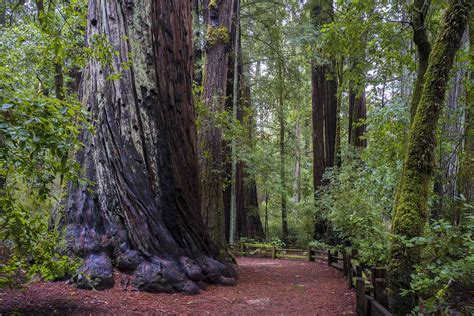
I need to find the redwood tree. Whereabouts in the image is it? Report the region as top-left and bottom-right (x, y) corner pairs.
(199, 0), (234, 246)
(67, 0), (236, 294)
(310, 0), (338, 240)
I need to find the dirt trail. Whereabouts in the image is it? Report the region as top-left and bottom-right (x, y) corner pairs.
(0, 257), (355, 315)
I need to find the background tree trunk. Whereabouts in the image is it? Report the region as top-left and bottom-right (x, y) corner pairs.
(348, 86), (367, 148)
(238, 53), (264, 240)
(67, 0), (236, 294)
(409, 0), (432, 123)
(389, 1), (471, 313)
(200, 0), (234, 247)
(457, 16), (474, 221)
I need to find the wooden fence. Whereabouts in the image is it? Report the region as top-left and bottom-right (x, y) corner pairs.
(231, 243), (392, 316)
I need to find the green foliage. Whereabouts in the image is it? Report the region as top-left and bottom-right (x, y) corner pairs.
(0, 194), (82, 288)
(403, 217), (474, 314)
(240, 237), (285, 248)
(315, 157), (392, 265)
(308, 240), (333, 251)
(0, 0), (88, 288)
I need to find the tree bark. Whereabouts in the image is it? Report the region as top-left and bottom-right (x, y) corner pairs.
(409, 0), (432, 123)
(277, 60), (288, 244)
(348, 86), (367, 148)
(199, 0), (234, 247)
(192, 0), (204, 88)
(238, 54), (264, 240)
(457, 16), (474, 221)
(293, 121), (302, 203)
(310, 0), (337, 240)
(67, 0), (236, 294)
(389, 1), (471, 313)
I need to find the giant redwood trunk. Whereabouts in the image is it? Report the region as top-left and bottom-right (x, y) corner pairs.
(199, 0), (234, 246)
(311, 0), (338, 240)
(67, 0), (236, 294)
(389, 1), (471, 313)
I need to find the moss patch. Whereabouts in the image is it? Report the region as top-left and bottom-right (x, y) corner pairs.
(206, 26), (229, 47)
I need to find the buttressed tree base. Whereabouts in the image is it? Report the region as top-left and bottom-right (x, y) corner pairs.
(66, 0), (236, 294)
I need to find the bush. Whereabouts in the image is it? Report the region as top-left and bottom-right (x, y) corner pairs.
(403, 216), (474, 314)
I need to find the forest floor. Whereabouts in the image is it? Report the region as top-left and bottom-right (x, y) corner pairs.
(0, 257), (355, 315)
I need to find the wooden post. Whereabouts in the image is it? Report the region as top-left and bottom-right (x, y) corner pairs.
(371, 267), (377, 291)
(347, 250), (353, 289)
(272, 246), (277, 259)
(351, 248), (358, 259)
(307, 246), (315, 262)
(356, 277), (367, 316)
(243, 243), (248, 256)
(327, 250), (332, 266)
(342, 248), (348, 276)
(374, 278), (389, 309)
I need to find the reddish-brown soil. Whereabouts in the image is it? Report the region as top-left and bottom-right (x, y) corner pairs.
(0, 257), (355, 315)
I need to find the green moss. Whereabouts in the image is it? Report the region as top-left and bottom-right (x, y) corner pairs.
(243, 243), (273, 249)
(206, 26), (229, 47)
(209, 0), (217, 9)
(389, 1), (472, 313)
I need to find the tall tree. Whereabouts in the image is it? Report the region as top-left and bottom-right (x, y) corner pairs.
(200, 0), (234, 246)
(310, 0), (338, 240)
(67, 0), (236, 293)
(457, 16), (474, 220)
(389, 1), (472, 313)
(236, 62), (265, 240)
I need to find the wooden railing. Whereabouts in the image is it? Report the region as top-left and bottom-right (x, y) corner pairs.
(231, 243), (392, 316)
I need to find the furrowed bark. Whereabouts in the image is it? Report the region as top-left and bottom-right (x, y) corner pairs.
(409, 0), (432, 123)
(67, 0), (236, 294)
(348, 85), (367, 148)
(457, 15), (474, 221)
(199, 0), (234, 247)
(310, 0), (337, 241)
(389, 1), (472, 313)
(236, 50), (264, 240)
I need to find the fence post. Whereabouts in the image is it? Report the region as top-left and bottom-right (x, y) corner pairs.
(347, 250), (353, 288)
(327, 250), (332, 266)
(356, 277), (367, 316)
(242, 243), (248, 256)
(342, 248), (348, 276)
(351, 248), (358, 259)
(272, 246), (277, 259)
(307, 246), (315, 262)
(374, 278), (389, 309)
(372, 267), (388, 309)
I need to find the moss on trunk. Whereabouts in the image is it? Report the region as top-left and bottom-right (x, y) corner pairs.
(389, 1), (472, 314)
